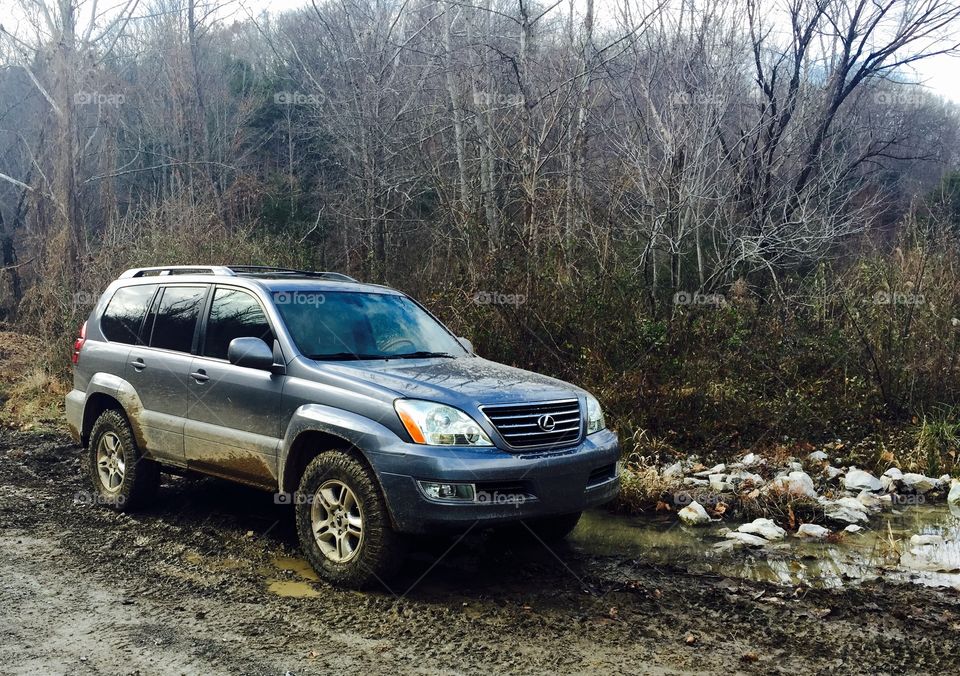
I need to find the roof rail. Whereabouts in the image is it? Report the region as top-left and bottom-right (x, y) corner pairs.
(117, 265), (358, 282)
(226, 265), (358, 282)
(119, 265), (235, 278)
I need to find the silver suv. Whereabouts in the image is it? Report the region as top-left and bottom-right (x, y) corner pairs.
(66, 265), (620, 587)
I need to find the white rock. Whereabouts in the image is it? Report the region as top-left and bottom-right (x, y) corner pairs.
(766, 471), (818, 500)
(825, 466), (843, 480)
(678, 501), (711, 526)
(880, 475), (897, 493)
(883, 467), (903, 480)
(728, 470), (764, 486)
(857, 490), (883, 512)
(807, 450), (829, 462)
(724, 531), (769, 547)
(789, 461), (804, 472)
(844, 468), (882, 492)
(737, 518), (786, 541)
(948, 479), (960, 504)
(663, 462), (683, 479)
(693, 463), (725, 477)
(709, 474), (733, 492)
(796, 523), (831, 538)
(901, 473), (938, 493)
(741, 453), (759, 466)
(822, 497), (869, 524)
(940, 474), (951, 485)
(683, 477), (710, 487)
(843, 524), (864, 534)
(911, 534), (945, 546)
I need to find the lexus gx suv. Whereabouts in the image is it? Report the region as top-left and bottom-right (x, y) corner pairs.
(66, 265), (620, 587)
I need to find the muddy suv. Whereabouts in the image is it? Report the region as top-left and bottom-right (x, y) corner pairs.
(66, 265), (620, 587)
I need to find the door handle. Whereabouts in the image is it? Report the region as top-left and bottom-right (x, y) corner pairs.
(130, 358), (146, 371)
(190, 369), (210, 383)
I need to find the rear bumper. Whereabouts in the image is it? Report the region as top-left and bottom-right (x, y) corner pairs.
(367, 428), (621, 533)
(65, 389), (85, 443)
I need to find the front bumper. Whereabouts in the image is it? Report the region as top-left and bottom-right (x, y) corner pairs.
(368, 428), (620, 533)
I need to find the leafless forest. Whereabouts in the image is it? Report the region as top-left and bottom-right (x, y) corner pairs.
(2, 0), (960, 453)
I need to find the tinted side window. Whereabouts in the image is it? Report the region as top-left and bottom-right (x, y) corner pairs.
(203, 288), (274, 360)
(149, 286), (207, 353)
(101, 285), (157, 344)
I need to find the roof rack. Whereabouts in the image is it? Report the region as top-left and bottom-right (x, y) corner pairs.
(118, 265), (358, 282)
(120, 265), (234, 278)
(225, 265), (357, 282)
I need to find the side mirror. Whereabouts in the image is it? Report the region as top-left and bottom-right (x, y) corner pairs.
(227, 337), (276, 371)
(457, 336), (474, 354)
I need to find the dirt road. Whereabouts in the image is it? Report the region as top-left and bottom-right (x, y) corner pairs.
(1, 428), (959, 674)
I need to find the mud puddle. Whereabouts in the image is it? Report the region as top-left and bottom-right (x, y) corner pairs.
(569, 505), (960, 589)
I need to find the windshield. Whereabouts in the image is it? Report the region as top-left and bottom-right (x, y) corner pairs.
(273, 291), (467, 360)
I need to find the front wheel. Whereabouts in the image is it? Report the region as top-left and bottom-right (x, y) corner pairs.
(294, 451), (404, 588)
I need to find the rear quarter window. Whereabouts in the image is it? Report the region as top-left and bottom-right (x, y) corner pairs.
(100, 285), (158, 344)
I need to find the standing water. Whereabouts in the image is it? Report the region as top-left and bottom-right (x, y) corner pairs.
(568, 505), (960, 589)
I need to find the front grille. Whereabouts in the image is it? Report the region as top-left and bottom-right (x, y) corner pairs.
(480, 399), (583, 449)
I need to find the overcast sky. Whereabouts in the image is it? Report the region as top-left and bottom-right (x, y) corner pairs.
(4, 0), (960, 102)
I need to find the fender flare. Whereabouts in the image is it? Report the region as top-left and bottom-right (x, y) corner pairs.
(278, 403), (399, 493)
(81, 374), (149, 449)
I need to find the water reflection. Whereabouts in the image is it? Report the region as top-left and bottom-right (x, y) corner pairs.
(570, 505), (960, 589)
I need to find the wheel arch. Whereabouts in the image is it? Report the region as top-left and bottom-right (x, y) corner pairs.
(81, 392), (128, 447)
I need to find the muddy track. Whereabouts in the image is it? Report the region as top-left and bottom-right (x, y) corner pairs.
(1, 428), (959, 675)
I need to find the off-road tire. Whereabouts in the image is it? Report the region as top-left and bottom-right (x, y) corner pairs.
(87, 409), (160, 511)
(295, 451), (405, 588)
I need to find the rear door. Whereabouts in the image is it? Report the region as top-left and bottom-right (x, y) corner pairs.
(183, 285), (284, 487)
(125, 284), (210, 463)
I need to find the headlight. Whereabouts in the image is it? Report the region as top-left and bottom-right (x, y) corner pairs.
(394, 399), (494, 446)
(585, 394), (606, 434)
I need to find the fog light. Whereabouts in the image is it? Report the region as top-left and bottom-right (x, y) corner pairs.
(418, 481), (476, 501)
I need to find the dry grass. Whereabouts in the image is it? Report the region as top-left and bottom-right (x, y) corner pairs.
(0, 330), (69, 429)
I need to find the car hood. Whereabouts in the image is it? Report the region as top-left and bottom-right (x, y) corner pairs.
(319, 356), (583, 406)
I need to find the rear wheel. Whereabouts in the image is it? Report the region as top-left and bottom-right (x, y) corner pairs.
(87, 409), (160, 510)
(295, 451), (404, 588)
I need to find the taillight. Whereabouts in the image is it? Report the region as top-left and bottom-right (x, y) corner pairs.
(72, 321), (87, 365)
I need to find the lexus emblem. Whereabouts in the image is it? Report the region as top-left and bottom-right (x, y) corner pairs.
(536, 414), (557, 432)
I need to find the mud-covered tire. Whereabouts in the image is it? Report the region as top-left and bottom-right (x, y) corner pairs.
(295, 451), (405, 589)
(87, 409), (160, 511)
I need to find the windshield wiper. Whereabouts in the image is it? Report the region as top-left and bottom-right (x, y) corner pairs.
(390, 351), (458, 359)
(307, 352), (389, 361)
